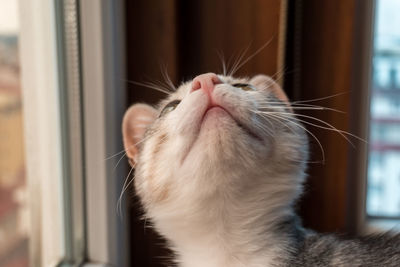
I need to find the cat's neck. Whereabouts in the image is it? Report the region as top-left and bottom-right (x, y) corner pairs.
(173, 216), (299, 267)
(151, 175), (304, 267)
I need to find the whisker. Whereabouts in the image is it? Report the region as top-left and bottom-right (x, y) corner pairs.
(257, 102), (345, 114)
(216, 49), (227, 76)
(260, 112), (326, 163)
(252, 110), (320, 165)
(255, 109), (367, 151)
(152, 79), (174, 93)
(255, 110), (297, 136)
(291, 103), (345, 113)
(116, 133), (169, 217)
(228, 43), (252, 77)
(271, 111), (366, 144)
(105, 130), (158, 161)
(143, 71), (175, 93)
(289, 159), (325, 164)
(270, 67), (300, 82)
(113, 151), (127, 171)
(230, 37), (274, 76)
(291, 92), (349, 104)
(269, 67), (286, 81)
(114, 133), (169, 175)
(252, 117), (276, 139)
(105, 149), (127, 161)
(126, 80), (172, 95)
(160, 65), (177, 92)
(149, 79), (175, 93)
(117, 166), (135, 218)
(269, 67), (288, 84)
(259, 106), (329, 111)
(282, 113), (355, 147)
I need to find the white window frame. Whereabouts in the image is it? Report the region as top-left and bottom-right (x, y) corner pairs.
(80, 0), (128, 266)
(19, 0), (66, 265)
(19, 0), (127, 266)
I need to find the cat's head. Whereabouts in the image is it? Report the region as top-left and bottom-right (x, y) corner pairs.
(122, 73), (308, 219)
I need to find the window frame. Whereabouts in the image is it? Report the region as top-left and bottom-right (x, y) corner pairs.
(363, 0), (400, 231)
(19, 0), (67, 265)
(350, 0), (400, 234)
(19, 0), (127, 266)
(348, 0), (375, 235)
(79, 0), (128, 265)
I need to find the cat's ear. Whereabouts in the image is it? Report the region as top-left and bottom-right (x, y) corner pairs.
(122, 104), (158, 165)
(250, 74), (290, 105)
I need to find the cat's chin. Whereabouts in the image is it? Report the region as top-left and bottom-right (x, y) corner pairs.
(200, 106), (231, 129)
(200, 106), (263, 142)
(178, 111), (266, 168)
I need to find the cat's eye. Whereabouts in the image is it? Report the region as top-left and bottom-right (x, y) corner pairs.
(232, 83), (256, 91)
(160, 100), (181, 117)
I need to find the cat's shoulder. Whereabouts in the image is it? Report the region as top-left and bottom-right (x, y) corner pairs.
(292, 231), (400, 267)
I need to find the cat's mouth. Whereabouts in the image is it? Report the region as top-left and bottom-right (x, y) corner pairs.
(180, 103), (263, 164)
(200, 104), (262, 141)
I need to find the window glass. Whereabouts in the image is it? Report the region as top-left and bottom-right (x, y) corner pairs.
(367, 0), (400, 217)
(0, 1), (29, 266)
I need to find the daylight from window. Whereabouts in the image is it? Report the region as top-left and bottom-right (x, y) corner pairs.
(0, 1), (29, 266)
(367, 0), (400, 218)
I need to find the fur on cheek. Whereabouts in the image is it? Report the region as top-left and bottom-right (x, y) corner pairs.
(136, 132), (175, 205)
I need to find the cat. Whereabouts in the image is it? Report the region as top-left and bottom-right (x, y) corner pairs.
(122, 73), (400, 267)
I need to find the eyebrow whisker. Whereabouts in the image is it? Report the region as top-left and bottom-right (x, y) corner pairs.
(126, 80), (172, 95)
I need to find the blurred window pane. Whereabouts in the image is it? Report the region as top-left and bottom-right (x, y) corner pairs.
(367, 0), (400, 218)
(0, 1), (29, 266)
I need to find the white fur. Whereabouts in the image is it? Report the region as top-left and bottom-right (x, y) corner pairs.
(124, 75), (309, 267)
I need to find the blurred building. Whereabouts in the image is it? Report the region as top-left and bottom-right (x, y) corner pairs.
(367, 0), (400, 218)
(0, 32), (29, 267)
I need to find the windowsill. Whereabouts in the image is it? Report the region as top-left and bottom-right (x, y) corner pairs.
(365, 218), (400, 234)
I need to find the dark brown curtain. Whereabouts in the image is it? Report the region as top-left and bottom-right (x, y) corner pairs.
(288, 1), (364, 234)
(125, 0), (364, 265)
(126, 0), (285, 104)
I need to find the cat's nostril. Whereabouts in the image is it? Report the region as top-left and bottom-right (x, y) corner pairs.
(190, 73), (221, 94)
(192, 80), (202, 91)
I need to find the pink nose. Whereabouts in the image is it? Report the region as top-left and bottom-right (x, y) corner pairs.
(190, 73), (221, 95)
